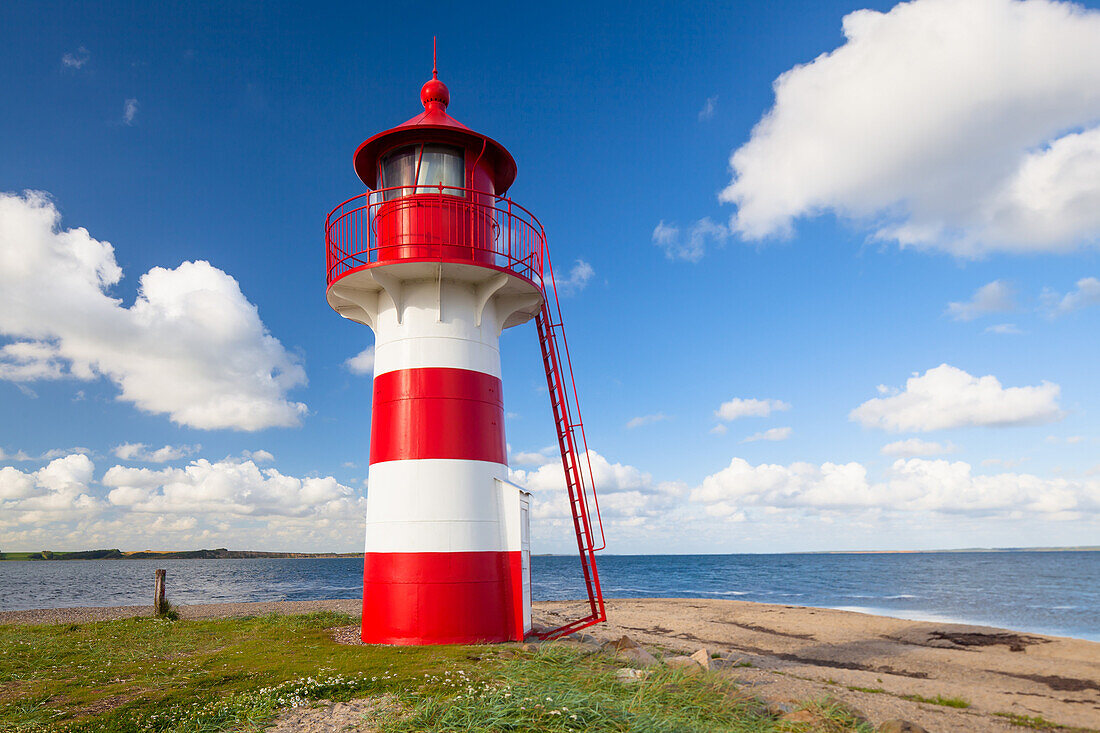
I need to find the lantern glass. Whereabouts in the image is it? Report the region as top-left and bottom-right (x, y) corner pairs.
(381, 145), (464, 199)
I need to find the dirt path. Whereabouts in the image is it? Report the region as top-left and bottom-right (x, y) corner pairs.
(534, 598), (1100, 732)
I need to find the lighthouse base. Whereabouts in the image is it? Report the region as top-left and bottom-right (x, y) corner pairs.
(360, 480), (532, 645)
(361, 551), (524, 645)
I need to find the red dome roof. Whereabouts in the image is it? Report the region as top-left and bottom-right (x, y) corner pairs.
(352, 74), (517, 193)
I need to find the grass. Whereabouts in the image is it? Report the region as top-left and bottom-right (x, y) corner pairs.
(0, 550), (124, 561)
(0, 612), (876, 733)
(844, 686), (886, 694)
(993, 712), (1079, 730)
(902, 693), (971, 708)
(0, 552), (44, 561)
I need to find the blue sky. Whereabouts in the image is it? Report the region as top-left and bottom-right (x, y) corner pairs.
(2, 0), (1099, 553)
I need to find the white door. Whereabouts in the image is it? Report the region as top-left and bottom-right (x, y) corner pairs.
(520, 494), (531, 633)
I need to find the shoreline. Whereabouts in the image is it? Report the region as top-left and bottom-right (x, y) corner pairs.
(2, 597), (1095, 644)
(3, 598), (1097, 731)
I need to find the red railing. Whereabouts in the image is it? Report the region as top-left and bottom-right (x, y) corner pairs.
(325, 186), (545, 290)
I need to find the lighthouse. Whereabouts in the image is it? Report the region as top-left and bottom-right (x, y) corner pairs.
(325, 52), (606, 645)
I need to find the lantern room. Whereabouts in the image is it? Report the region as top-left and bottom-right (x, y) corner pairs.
(347, 69), (518, 266)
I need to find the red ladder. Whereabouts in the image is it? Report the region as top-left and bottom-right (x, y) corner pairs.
(531, 252), (607, 641)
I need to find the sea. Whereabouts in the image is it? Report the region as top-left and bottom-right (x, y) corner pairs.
(1, 551), (1096, 642)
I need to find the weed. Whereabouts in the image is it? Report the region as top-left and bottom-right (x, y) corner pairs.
(155, 599), (179, 621)
(386, 645), (778, 732)
(903, 693), (970, 708)
(788, 698), (875, 733)
(994, 712), (1068, 729)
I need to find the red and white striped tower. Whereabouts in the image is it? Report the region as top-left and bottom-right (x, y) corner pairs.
(325, 52), (607, 645)
(325, 62), (542, 645)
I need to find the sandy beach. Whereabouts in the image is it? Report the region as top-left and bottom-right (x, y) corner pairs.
(538, 599), (1100, 732)
(3, 597), (1097, 731)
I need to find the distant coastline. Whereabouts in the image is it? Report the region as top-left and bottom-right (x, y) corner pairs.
(809, 546), (1100, 554)
(0, 546), (1096, 560)
(0, 548), (360, 561)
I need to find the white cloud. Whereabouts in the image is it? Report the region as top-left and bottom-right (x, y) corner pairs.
(690, 456), (1100, 518)
(625, 413), (669, 429)
(946, 280), (1015, 321)
(344, 346), (375, 376)
(880, 438), (955, 457)
(1, 451), (370, 552)
(0, 341), (68, 381)
(698, 95), (718, 121)
(1045, 434), (1085, 444)
(0, 446), (91, 462)
(709, 424), (729, 435)
(652, 218), (729, 262)
(702, 502), (746, 521)
(61, 47), (89, 69)
(511, 448), (557, 467)
(1042, 276), (1100, 315)
(123, 99), (139, 126)
(0, 447), (33, 462)
(721, 0), (1100, 256)
(0, 191), (307, 431)
(984, 323), (1022, 335)
(0, 454), (101, 529)
(103, 457), (362, 519)
(550, 259), (594, 294)
(743, 426), (792, 443)
(112, 443), (198, 463)
(716, 397), (791, 421)
(692, 458), (877, 511)
(509, 450), (684, 526)
(40, 447), (91, 460)
(243, 449), (275, 464)
(850, 364), (1062, 432)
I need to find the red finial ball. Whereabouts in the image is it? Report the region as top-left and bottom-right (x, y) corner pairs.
(421, 78), (449, 110)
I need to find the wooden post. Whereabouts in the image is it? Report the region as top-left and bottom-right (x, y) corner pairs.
(154, 569), (166, 615)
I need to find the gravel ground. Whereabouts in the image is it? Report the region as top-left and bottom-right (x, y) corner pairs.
(330, 624), (365, 645)
(264, 694), (399, 732)
(535, 599), (1100, 733)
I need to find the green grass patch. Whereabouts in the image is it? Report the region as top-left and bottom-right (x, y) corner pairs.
(903, 693), (970, 708)
(0, 613), (876, 733)
(795, 699), (875, 732)
(387, 645), (784, 732)
(0, 550), (125, 561)
(0, 552), (44, 561)
(844, 685), (886, 694)
(994, 712), (1070, 730)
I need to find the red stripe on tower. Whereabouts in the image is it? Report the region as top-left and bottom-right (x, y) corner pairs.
(370, 368), (506, 465)
(361, 551), (523, 644)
